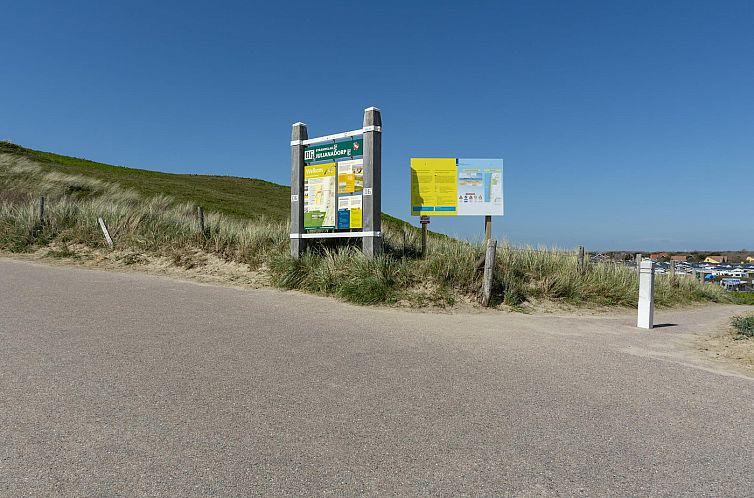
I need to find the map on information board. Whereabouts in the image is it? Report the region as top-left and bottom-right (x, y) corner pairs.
(456, 159), (504, 216)
(304, 163), (337, 229)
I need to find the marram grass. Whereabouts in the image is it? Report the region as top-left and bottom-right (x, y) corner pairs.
(0, 146), (729, 309)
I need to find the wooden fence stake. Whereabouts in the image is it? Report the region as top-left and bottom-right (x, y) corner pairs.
(197, 206), (205, 236)
(577, 245), (585, 273)
(480, 239), (497, 307)
(98, 217), (114, 249)
(38, 195), (45, 225)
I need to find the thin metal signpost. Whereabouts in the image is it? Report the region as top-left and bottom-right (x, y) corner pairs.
(290, 107), (382, 259)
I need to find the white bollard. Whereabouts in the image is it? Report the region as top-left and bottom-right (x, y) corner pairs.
(637, 260), (655, 329)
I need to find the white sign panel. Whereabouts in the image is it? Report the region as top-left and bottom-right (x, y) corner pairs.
(456, 158), (503, 216)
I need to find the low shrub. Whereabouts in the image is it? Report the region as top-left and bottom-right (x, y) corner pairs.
(731, 315), (754, 338)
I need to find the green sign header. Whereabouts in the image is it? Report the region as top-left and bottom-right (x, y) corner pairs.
(305, 139), (363, 163)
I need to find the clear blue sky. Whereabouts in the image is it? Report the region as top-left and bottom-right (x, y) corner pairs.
(2, 0), (752, 251)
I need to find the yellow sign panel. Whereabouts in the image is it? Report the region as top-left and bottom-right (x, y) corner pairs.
(349, 195), (363, 229)
(339, 173), (355, 193)
(305, 162), (336, 179)
(338, 159), (363, 194)
(410, 158), (458, 216)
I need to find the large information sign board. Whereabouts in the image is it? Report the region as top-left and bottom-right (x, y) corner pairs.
(290, 107), (382, 258)
(410, 158), (503, 217)
(304, 152), (366, 231)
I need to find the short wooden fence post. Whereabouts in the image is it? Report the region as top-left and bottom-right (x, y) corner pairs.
(98, 217), (114, 249)
(38, 195), (45, 225)
(481, 239), (497, 307)
(197, 206), (205, 237)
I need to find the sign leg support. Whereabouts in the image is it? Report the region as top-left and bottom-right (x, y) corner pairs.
(362, 107), (382, 258)
(421, 222), (428, 258)
(290, 122), (308, 258)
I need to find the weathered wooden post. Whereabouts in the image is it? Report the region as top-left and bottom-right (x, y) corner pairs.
(38, 195), (45, 225)
(98, 217), (114, 249)
(484, 215), (492, 242)
(670, 260), (676, 276)
(197, 206), (205, 236)
(481, 239), (497, 307)
(635, 253), (642, 275)
(420, 215), (429, 258)
(577, 245), (585, 273)
(637, 259), (655, 329)
(362, 107), (382, 258)
(290, 122), (308, 258)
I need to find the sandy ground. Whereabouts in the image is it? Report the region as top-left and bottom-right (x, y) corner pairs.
(3, 246), (271, 290)
(700, 332), (754, 374)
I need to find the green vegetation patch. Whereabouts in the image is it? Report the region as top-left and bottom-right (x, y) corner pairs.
(731, 315), (754, 338)
(730, 293), (754, 306)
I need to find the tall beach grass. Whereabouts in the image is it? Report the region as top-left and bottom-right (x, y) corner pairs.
(0, 148), (729, 308)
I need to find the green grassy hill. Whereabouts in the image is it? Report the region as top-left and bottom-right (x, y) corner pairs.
(0, 141), (294, 221)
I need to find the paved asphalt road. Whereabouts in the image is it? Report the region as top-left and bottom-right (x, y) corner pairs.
(1, 258), (753, 496)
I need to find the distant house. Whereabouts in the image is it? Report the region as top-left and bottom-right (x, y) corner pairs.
(650, 252), (669, 260)
(704, 255), (728, 263)
(747, 256), (754, 263)
(670, 255), (689, 262)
